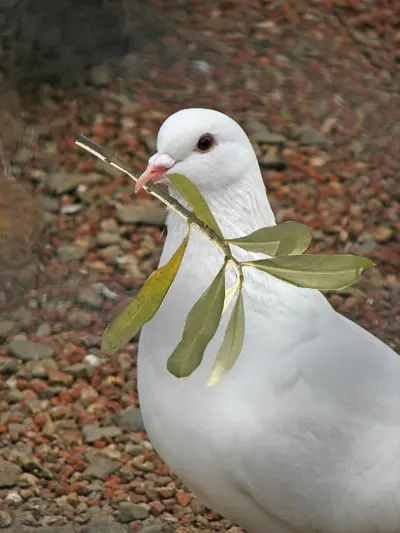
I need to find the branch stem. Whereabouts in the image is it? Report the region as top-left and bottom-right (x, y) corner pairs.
(75, 135), (242, 279)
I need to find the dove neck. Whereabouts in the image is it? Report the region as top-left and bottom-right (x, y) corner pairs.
(167, 173), (276, 241)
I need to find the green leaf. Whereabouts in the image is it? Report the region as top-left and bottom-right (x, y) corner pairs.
(167, 173), (224, 238)
(243, 254), (374, 290)
(207, 289), (245, 387)
(227, 221), (311, 256)
(167, 264), (226, 378)
(102, 225), (190, 355)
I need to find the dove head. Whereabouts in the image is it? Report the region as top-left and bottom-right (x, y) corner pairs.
(135, 108), (261, 195)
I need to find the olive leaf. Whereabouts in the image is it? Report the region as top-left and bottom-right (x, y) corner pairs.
(227, 221), (311, 256)
(207, 289), (245, 387)
(167, 173), (224, 239)
(101, 224), (190, 355)
(223, 277), (241, 314)
(167, 264), (226, 378)
(243, 254), (375, 290)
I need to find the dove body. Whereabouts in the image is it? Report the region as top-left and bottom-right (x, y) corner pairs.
(137, 109), (400, 533)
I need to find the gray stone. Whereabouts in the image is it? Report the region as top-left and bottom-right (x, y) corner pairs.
(118, 502), (150, 523)
(0, 321), (17, 340)
(25, 359), (57, 378)
(36, 323), (51, 338)
(47, 172), (101, 195)
(26, 360), (48, 378)
(6, 390), (23, 404)
(34, 526), (75, 533)
(117, 205), (166, 226)
(38, 195), (60, 213)
(83, 354), (101, 367)
(36, 323), (52, 338)
(358, 239), (379, 254)
(47, 172), (84, 195)
(77, 287), (104, 309)
(67, 309), (92, 329)
(116, 255), (145, 281)
(82, 457), (122, 480)
(125, 443), (145, 457)
(7, 423), (23, 435)
(13, 148), (33, 165)
(97, 231), (121, 246)
(349, 140), (364, 154)
(100, 218), (119, 232)
(100, 245), (121, 260)
(0, 460), (22, 488)
(37, 386), (63, 400)
(61, 204), (82, 215)
(293, 124), (328, 146)
(11, 307), (34, 329)
(140, 525), (164, 533)
(0, 358), (18, 376)
(115, 406), (145, 431)
(120, 53), (140, 77)
(191, 59), (213, 75)
(82, 425), (122, 443)
(83, 520), (128, 533)
(8, 339), (54, 361)
(0, 510), (12, 528)
(57, 244), (87, 261)
(64, 363), (89, 378)
(245, 119), (286, 145)
(44, 212), (57, 225)
(88, 65), (111, 87)
(374, 225), (393, 242)
(391, 122), (400, 138)
(81, 335), (101, 347)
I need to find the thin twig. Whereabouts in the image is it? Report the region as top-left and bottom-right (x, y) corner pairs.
(75, 135), (242, 279)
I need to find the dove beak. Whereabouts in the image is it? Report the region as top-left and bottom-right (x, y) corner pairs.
(134, 153), (176, 193)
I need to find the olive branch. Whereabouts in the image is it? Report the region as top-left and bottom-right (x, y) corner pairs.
(76, 135), (374, 386)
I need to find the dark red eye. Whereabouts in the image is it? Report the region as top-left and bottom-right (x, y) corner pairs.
(196, 134), (215, 152)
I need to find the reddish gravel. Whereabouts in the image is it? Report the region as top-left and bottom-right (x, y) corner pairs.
(0, 1), (399, 532)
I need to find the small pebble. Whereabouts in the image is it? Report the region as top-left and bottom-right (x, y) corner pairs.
(0, 510), (12, 528)
(67, 309), (92, 329)
(82, 457), (122, 480)
(83, 354), (101, 367)
(0, 461), (22, 488)
(5, 492), (22, 504)
(82, 518), (127, 533)
(118, 502), (150, 522)
(82, 425), (122, 443)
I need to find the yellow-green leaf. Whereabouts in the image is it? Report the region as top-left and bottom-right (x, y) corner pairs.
(167, 173), (223, 238)
(227, 221), (311, 256)
(102, 225), (190, 355)
(243, 254), (374, 290)
(207, 289), (245, 387)
(167, 264), (226, 378)
(223, 277), (241, 314)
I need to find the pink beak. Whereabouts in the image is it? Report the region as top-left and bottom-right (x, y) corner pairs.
(134, 153), (176, 193)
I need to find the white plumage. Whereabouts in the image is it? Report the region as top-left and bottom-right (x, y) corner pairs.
(137, 108), (399, 533)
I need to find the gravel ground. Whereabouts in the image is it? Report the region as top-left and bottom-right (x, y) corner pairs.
(0, 1), (399, 531)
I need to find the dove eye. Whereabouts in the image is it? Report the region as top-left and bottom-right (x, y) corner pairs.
(195, 134), (216, 153)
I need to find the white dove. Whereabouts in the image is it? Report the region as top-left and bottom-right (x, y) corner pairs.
(136, 108), (399, 533)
